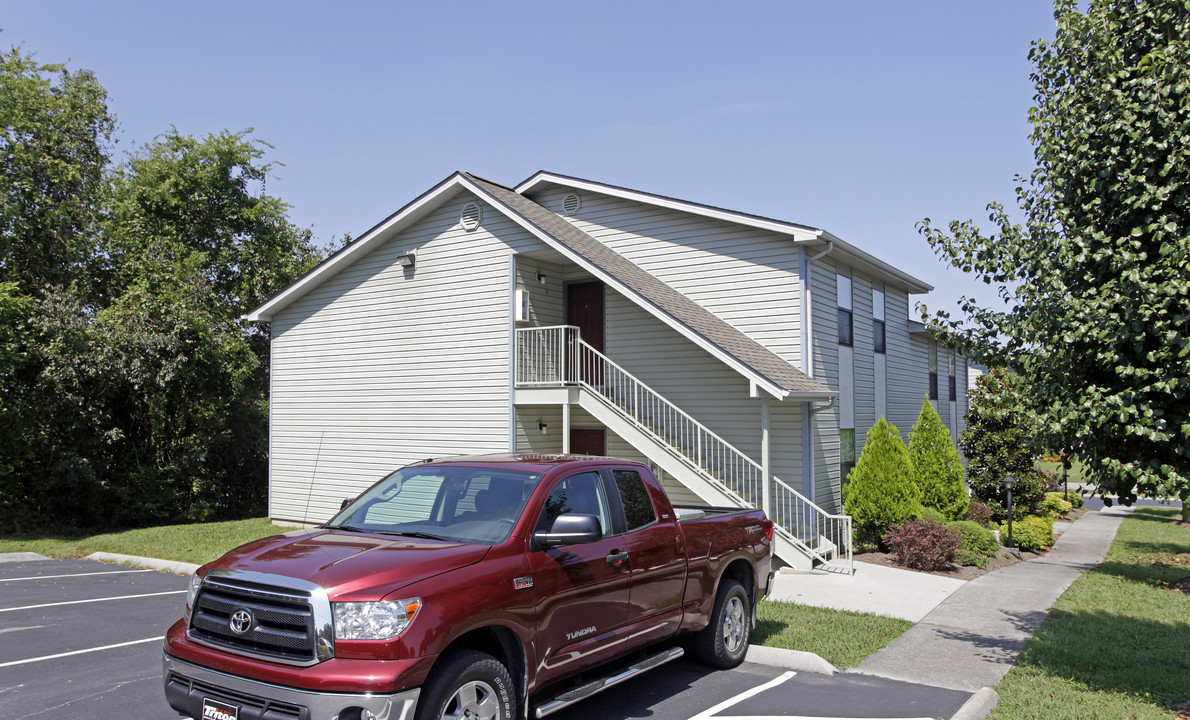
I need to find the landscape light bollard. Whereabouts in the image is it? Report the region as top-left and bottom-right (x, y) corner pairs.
(1003, 475), (1016, 548)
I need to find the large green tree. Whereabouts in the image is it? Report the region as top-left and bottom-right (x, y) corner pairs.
(0, 43), (323, 530)
(919, 0), (1190, 512)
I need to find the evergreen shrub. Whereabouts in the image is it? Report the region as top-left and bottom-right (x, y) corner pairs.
(920, 506), (947, 524)
(909, 398), (969, 520)
(1041, 492), (1074, 518)
(882, 519), (960, 571)
(947, 520), (999, 567)
(1003, 515), (1055, 552)
(842, 417), (922, 547)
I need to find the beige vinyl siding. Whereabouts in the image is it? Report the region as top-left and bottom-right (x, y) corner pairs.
(268, 194), (547, 524)
(603, 287), (804, 494)
(514, 258), (567, 327)
(531, 188), (802, 366)
(809, 258), (841, 511)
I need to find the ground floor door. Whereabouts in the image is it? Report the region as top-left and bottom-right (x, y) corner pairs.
(569, 427), (606, 456)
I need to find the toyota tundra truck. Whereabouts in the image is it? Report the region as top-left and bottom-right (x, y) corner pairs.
(163, 453), (773, 720)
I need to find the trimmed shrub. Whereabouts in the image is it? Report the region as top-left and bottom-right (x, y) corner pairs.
(1002, 515), (1055, 552)
(909, 397), (969, 520)
(842, 418), (922, 547)
(920, 506), (947, 524)
(1068, 492), (1084, 509)
(1041, 492), (1074, 518)
(883, 519), (961, 571)
(964, 498), (995, 527)
(947, 520), (999, 567)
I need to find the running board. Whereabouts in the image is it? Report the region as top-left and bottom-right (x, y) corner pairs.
(533, 647), (685, 718)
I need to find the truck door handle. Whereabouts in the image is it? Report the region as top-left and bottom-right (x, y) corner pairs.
(606, 549), (629, 569)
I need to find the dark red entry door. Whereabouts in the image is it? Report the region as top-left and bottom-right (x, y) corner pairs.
(569, 428), (606, 456)
(566, 281), (604, 353)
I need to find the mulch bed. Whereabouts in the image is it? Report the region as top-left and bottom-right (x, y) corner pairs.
(854, 546), (1042, 581)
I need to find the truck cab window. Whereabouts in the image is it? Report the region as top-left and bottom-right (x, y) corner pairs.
(537, 472), (612, 537)
(612, 470), (656, 531)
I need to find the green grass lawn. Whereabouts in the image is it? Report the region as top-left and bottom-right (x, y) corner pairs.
(1037, 458), (1087, 487)
(752, 600), (911, 669)
(0, 517), (285, 566)
(989, 507), (1190, 719)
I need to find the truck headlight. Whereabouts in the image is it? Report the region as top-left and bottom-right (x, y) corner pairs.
(186, 572), (203, 610)
(333, 598), (421, 640)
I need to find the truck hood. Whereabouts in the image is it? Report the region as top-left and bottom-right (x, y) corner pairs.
(205, 528), (491, 600)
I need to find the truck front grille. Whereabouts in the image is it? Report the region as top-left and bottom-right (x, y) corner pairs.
(189, 573), (328, 665)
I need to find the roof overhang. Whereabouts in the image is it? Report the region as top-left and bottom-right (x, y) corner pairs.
(516, 171), (933, 295)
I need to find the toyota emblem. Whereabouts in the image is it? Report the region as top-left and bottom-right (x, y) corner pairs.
(229, 609), (253, 635)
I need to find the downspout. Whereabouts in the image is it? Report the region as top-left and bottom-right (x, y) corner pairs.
(508, 257), (518, 452)
(801, 239), (835, 502)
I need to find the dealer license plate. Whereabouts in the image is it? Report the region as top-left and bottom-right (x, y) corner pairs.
(202, 697), (239, 720)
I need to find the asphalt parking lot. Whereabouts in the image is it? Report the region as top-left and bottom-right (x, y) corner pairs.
(0, 555), (973, 720)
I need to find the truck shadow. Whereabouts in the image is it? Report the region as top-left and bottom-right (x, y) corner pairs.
(544, 655), (724, 720)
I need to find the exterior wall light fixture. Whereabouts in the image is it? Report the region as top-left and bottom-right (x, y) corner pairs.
(397, 251), (416, 268)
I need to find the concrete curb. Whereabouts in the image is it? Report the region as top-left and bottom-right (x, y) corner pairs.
(86, 552), (200, 576)
(0, 552), (50, 563)
(950, 687), (999, 720)
(745, 645), (838, 675)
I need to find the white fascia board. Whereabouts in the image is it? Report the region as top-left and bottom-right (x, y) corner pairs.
(515, 172), (823, 243)
(804, 231), (934, 294)
(246, 173), (468, 322)
(462, 176), (799, 402)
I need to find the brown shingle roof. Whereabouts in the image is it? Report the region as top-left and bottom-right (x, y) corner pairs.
(463, 173), (832, 399)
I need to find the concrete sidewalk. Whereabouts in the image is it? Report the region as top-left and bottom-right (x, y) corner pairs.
(770, 557), (967, 623)
(851, 505), (1132, 692)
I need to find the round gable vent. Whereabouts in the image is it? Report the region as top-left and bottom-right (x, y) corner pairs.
(460, 201), (482, 231)
(561, 192), (582, 217)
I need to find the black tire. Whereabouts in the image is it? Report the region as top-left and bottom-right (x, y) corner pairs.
(694, 579), (750, 668)
(415, 649), (516, 720)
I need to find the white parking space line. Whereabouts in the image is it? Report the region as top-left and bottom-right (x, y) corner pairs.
(0, 589), (185, 613)
(0, 637), (160, 668)
(686, 671), (933, 720)
(0, 625), (46, 634)
(0, 569), (154, 582)
(689, 671), (796, 720)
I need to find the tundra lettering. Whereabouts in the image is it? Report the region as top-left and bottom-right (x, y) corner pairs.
(163, 454), (772, 720)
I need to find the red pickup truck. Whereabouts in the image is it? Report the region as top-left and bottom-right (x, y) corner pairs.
(163, 453), (773, 720)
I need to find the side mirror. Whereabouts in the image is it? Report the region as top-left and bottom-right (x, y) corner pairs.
(534, 514), (602, 548)
(339, 498), (352, 511)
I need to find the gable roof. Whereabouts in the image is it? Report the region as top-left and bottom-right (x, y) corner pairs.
(458, 173), (832, 399)
(516, 171), (933, 295)
(247, 170), (836, 400)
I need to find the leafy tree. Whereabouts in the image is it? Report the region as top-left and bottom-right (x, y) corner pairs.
(960, 368), (1045, 521)
(909, 397), (969, 520)
(0, 44), (113, 296)
(842, 417), (922, 547)
(0, 44), (323, 530)
(919, 0), (1190, 516)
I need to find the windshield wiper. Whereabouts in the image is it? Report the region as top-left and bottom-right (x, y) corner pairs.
(325, 524), (370, 533)
(376, 530), (447, 541)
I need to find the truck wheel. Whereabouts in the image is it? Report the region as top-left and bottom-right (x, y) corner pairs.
(416, 649), (515, 720)
(695, 579), (750, 668)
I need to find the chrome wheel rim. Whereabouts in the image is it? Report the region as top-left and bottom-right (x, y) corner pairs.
(722, 595), (745, 653)
(443, 679), (501, 720)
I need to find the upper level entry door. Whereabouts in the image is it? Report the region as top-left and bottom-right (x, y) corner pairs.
(565, 281), (604, 353)
(566, 281), (604, 385)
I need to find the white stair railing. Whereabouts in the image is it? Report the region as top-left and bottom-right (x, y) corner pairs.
(516, 325), (852, 572)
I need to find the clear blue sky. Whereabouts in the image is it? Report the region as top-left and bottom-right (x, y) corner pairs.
(5, 1), (1057, 317)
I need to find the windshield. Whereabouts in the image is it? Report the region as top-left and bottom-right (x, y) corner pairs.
(326, 465), (541, 545)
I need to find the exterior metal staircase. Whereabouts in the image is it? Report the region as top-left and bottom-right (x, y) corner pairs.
(516, 325), (852, 573)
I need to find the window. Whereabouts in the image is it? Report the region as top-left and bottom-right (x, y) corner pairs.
(872, 288), (885, 354)
(612, 470), (656, 531)
(536, 472), (612, 539)
(837, 273), (853, 347)
(928, 342), (939, 401)
(948, 350), (957, 401)
(840, 429), (856, 484)
(838, 308), (853, 346)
